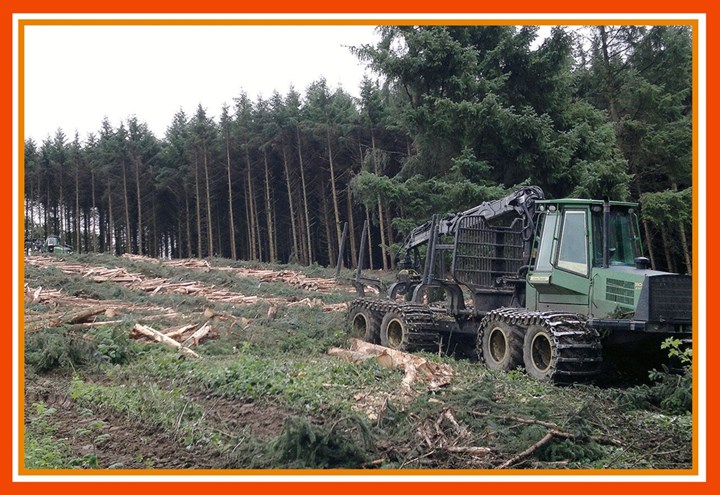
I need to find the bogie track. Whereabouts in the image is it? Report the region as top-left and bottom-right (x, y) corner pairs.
(347, 298), (440, 352)
(479, 308), (602, 383)
(347, 300), (602, 383)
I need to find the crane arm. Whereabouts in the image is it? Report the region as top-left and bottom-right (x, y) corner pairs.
(397, 185), (544, 263)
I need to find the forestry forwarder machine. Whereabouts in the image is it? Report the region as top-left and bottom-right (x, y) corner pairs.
(345, 185), (692, 383)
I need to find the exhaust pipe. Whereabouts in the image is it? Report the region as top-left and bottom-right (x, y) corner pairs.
(602, 196), (610, 268)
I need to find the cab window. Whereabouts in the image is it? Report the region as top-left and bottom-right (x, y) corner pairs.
(534, 212), (557, 272)
(557, 210), (588, 276)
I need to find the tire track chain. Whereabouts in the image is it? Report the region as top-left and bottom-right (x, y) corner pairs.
(348, 298), (440, 352)
(481, 307), (603, 383)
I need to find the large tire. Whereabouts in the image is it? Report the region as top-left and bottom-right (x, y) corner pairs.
(478, 320), (523, 371)
(346, 305), (381, 343)
(380, 311), (410, 351)
(523, 325), (556, 381)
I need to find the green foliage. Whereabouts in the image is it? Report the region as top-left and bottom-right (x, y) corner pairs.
(614, 338), (692, 416)
(69, 376), (203, 439)
(641, 188), (692, 227)
(91, 326), (136, 364)
(540, 437), (605, 464)
(661, 337), (693, 366)
(191, 354), (398, 413)
(273, 415), (373, 468)
(25, 331), (96, 373)
(646, 366), (693, 415)
(25, 325), (138, 373)
(24, 402), (68, 469)
(25, 24), (692, 272)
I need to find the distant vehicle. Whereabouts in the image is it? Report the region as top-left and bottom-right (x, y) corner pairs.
(42, 236), (73, 254)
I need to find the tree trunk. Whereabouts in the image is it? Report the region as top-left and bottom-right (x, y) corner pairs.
(243, 174), (252, 260)
(321, 183), (335, 266)
(636, 184), (656, 269)
(176, 217), (183, 258)
(263, 149), (276, 263)
(82, 208), (89, 254)
(133, 156), (143, 255)
(346, 183), (357, 268)
(599, 26), (620, 124)
(58, 167), (64, 238)
(385, 202), (396, 270)
(297, 200), (308, 265)
(74, 162), (80, 252)
(44, 176), (49, 238)
(225, 133), (237, 260)
(215, 201), (222, 257)
(365, 207), (374, 270)
(194, 154), (203, 257)
(672, 182), (692, 274)
(203, 144), (214, 257)
(325, 127), (342, 257)
(122, 161), (132, 254)
(659, 224), (676, 273)
(91, 169), (98, 253)
(370, 135), (389, 271)
(641, 217), (657, 270)
(151, 195), (158, 257)
(281, 146), (299, 263)
(676, 221), (691, 274)
(185, 193), (193, 257)
(106, 178), (115, 255)
(252, 172), (263, 262)
(245, 147), (262, 261)
(297, 127), (313, 264)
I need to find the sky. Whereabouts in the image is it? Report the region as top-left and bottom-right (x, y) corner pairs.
(23, 24), (381, 142)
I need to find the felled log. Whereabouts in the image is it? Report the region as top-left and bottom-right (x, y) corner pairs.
(329, 338), (453, 392)
(73, 320), (124, 328)
(327, 348), (376, 363)
(181, 320), (213, 347)
(163, 323), (198, 339)
(25, 307), (108, 332)
(131, 323), (200, 359)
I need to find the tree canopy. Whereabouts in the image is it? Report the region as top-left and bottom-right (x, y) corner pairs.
(24, 24), (693, 274)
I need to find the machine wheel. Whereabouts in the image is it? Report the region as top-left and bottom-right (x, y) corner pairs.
(380, 311), (410, 351)
(479, 320), (523, 371)
(346, 305), (381, 343)
(523, 325), (556, 381)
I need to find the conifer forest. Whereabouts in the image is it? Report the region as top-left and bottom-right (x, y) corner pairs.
(23, 25), (693, 274)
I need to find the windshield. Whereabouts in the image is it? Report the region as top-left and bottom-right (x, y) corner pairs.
(592, 209), (641, 266)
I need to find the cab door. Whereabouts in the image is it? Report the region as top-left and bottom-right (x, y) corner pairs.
(528, 208), (591, 314)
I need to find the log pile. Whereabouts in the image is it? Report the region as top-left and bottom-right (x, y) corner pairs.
(232, 268), (338, 292)
(25, 256), (347, 311)
(121, 253), (159, 263)
(24, 283), (183, 330)
(162, 258), (212, 269)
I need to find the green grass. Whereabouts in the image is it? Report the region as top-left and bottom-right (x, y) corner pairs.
(23, 254), (693, 470)
(24, 402), (72, 469)
(24, 401), (103, 470)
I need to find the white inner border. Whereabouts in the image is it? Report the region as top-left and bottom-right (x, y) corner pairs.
(12, 11), (707, 484)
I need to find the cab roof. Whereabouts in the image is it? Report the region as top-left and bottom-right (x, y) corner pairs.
(536, 198), (638, 208)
